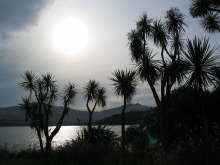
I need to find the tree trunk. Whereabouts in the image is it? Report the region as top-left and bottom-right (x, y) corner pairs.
(88, 111), (93, 142)
(121, 97), (126, 151)
(37, 129), (44, 152)
(159, 102), (168, 151)
(147, 81), (161, 107)
(45, 138), (52, 154)
(121, 97), (126, 165)
(48, 104), (68, 147)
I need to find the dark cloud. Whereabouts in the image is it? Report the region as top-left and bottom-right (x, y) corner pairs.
(0, 0), (52, 34)
(0, 0), (52, 105)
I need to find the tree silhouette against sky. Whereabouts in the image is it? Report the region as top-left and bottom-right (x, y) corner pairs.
(128, 8), (188, 150)
(20, 71), (77, 152)
(183, 36), (220, 165)
(84, 80), (106, 142)
(111, 69), (137, 152)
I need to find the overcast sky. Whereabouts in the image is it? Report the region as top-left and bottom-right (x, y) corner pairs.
(0, 0), (219, 110)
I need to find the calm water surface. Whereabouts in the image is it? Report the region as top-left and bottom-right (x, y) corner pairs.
(0, 126), (122, 150)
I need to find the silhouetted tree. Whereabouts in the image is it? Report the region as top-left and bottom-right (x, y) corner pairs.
(183, 37), (220, 164)
(111, 69), (137, 152)
(128, 8), (188, 150)
(190, 0), (220, 32)
(84, 80), (106, 142)
(20, 71), (77, 153)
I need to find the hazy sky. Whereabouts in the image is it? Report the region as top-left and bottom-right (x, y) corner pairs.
(0, 0), (219, 110)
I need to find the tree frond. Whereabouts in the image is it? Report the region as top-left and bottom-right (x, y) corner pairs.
(111, 69), (137, 102)
(97, 87), (107, 107)
(136, 13), (153, 38)
(128, 30), (144, 63)
(84, 80), (99, 102)
(190, 0), (210, 17)
(183, 36), (220, 90)
(63, 83), (77, 106)
(136, 50), (161, 84)
(201, 12), (220, 32)
(152, 19), (168, 48)
(165, 8), (186, 34)
(20, 71), (37, 91)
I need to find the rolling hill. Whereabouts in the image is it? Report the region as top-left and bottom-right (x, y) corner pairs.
(0, 103), (150, 126)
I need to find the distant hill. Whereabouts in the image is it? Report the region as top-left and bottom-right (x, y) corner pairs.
(95, 111), (149, 125)
(0, 103), (150, 126)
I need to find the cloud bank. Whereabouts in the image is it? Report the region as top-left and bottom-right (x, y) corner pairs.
(0, 0), (52, 39)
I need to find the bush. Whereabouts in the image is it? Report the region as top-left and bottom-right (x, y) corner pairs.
(75, 125), (119, 146)
(126, 125), (149, 152)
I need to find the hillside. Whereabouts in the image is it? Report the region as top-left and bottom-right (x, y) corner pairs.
(0, 103), (150, 126)
(95, 111), (149, 125)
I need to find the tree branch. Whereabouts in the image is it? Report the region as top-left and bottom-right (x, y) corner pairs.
(146, 77), (161, 107)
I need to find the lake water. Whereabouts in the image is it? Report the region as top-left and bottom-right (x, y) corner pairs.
(0, 126), (122, 150)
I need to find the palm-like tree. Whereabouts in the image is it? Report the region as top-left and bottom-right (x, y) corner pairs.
(128, 8), (188, 150)
(128, 8), (186, 105)
(184, 37), (220, 91)
(183, 36), (220, 165)
(84, 80), (106, 142)
(20, 71), (77, 152)
(190, 0), (220, 32)
(111, 69), (137, 151)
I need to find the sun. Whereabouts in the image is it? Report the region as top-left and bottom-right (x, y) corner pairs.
(50, 18), (89, 55)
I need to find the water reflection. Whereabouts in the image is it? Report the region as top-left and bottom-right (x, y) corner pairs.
(0, 126), (121, 150)
(52, 126), (83, 147)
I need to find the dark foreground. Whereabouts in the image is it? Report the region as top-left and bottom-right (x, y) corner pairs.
(1, 126), (219, 165)
(0, 126), (220, 165)
(1, 143), (220, 165)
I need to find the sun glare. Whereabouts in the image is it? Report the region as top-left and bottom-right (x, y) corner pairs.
(50, 18), (89, 55)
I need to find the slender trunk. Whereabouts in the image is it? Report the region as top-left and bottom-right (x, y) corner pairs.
(159, 101), (168, 151)
(146, 79), (161, 107)
(43, 104), (49, 141)
(36, 129), (44, 152)
(121, 97), (126, 151)
(161, 48), (166, 67)
(45, 137), (52, 154)
(121, 97), (126, 165)
(88, 111), (93, 142)
(146, 77), (169, 151)
(48, 104), (68, 146)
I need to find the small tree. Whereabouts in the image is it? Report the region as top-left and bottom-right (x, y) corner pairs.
(20, 71), (77, 152)
(84, 80), (106, 142)
(111, 69), (137, 151)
